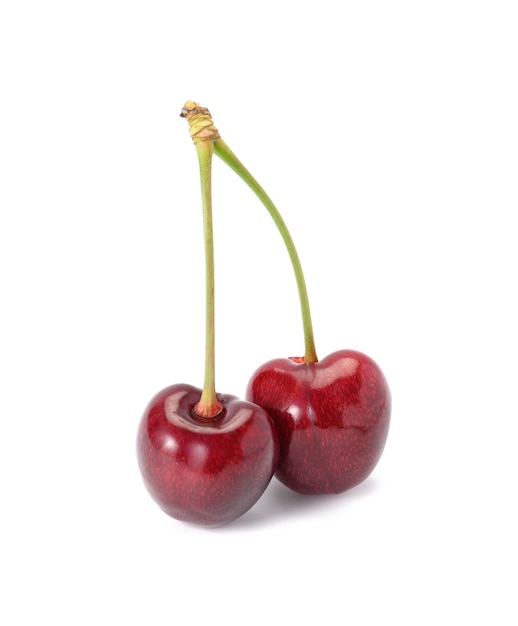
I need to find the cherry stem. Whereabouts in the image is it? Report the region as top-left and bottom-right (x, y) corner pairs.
(181, 102), (223, 418)
(213, 138), (318, 364)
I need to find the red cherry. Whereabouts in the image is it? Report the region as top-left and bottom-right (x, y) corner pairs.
(137, 383), (279, 526)
(246, 350), (390, 495)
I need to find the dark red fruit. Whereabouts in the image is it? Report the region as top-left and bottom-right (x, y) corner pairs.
(137, 383), (279, 526)
(246, 350), (390, 495)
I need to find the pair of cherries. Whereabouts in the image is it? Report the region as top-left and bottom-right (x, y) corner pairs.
(136, 103), (391, 527)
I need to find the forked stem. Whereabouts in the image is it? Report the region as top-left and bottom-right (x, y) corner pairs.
(181, 102), (222, 418)
(181, 100), (319, 368)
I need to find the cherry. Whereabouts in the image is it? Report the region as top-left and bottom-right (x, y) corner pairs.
(136, 103), (278, 526)
(246, 350), (390, 494)
(208, 110), (391, 496)
(137, 384), (278, 526)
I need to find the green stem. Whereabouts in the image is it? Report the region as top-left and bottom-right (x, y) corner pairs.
(181, 102), (223, 417)
(193, 140), (222, 418)
(213, 138), (318, 364)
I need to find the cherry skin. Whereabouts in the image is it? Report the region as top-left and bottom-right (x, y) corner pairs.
(137, 383), (279, 526)
(245, 350), (390, 495)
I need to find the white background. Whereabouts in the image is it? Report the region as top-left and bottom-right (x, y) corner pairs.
(1, 1), (517, 624)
